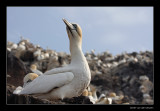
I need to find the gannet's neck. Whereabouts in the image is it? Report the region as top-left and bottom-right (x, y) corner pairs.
(70, 41), (85, 64)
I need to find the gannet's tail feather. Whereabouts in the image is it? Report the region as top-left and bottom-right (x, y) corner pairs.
(19, 72), (74, 94)
(13, 86), (23, 94)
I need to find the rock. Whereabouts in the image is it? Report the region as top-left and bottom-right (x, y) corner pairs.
(7, 50), (32, 87)
(62, 96), (93, 104)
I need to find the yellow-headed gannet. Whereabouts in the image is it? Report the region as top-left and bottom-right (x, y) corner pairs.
(23, 73), (39, 87)
(16, 19), (91, 100)
(13, 73), (39, 94)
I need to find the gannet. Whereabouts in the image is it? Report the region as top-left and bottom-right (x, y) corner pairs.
(23, 73), (39, 87)
(7, 48), (11, 52)
(44, 52), (49, 59)
(30, 64), (43, 76)
(13, 73), (39, 94)
(139, 76), (153, 94)
(87, 86), (98, 104)
(96, 96), (112, 104)
(96, 94), (112, 104)
(33, 49), (41, 57)
(16, 19), (91, 100)
(10, 43), (18, 50)
(17, 44), (26, 50)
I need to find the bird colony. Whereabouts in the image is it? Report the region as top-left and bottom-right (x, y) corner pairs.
(7, 39), (153, 104)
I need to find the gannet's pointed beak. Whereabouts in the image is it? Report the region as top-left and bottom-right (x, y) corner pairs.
(62, 18), (75, 30)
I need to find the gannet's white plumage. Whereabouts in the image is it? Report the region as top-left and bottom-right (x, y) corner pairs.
(17, 19), (91, 100)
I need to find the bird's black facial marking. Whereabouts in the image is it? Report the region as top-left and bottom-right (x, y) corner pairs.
(67, 27), (74, 37)
(66, 24), (79, 38)
(72, 24), (77, 31)
(27, 79), (32, 83)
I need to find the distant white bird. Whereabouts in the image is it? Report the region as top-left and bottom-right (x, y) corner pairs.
(30, 64), (43, 76)
(108, 92), (124, 104)
(7, 48), (11, 52)
(17, 44), (26, 50)
(33, 49), (41, 57)
(37, 54), (44, 61)
(127, 56), (138, 62)
(10, 44), (18, 50)
(139, 75), (153, 94)
(112, 62), (118, 67)
(96, 94), (112, 104)
(87, 86), (98, 104)
(15, 19), (91, 100)
(44, 52), (49, 59)
(97, 60), (102, 66)
(20, 41), (25, 46)
(118, 59), (126, 65)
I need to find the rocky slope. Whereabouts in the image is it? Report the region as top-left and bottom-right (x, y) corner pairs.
(7, 39), (153, 104)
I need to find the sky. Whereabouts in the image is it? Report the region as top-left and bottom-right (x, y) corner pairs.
(7, 7), (153, 55)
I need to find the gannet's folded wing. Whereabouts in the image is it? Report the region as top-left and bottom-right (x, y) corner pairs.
(19, 72), (74, 94)
(44, 65), (71, 75)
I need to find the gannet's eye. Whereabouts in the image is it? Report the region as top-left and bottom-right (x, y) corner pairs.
(72, 24), (77, 30)
(72, 24), (82, 37)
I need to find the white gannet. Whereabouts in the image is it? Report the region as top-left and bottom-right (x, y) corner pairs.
(13, 73), (39, 94)
(33, 49), (41, 57)
(87, 86), (98, 104)
(17, 44), (26, 51)
(17, 19), (91, 100)
(7, 48), (11, 52)
(96, 97), (112, 104)
(139, 75), (153, 94)
(96, 94), (112, 104)
(44, 52), (50, 59)
(23, 73), (39, 87)
(10, 43), (18, 50)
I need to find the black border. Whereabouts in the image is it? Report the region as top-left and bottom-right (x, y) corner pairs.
(1, 0), (159, 110)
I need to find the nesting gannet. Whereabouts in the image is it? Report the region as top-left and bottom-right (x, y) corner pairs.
(30, 64), (43, 76)
(13, 73), (39, 94)
(16, 19), (91, 100)
(96, 94), (112, 104)
(87, 86), (98, 104)
(23, 73), (39, 87)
